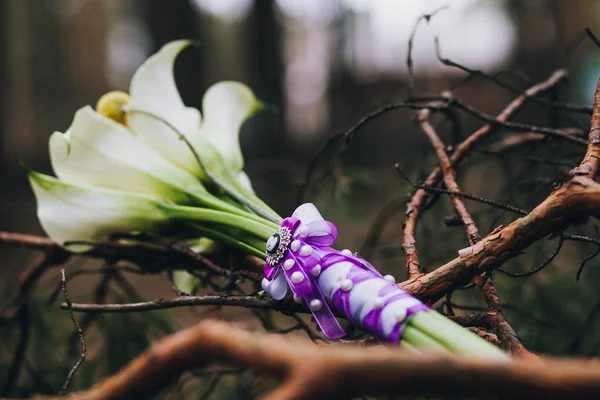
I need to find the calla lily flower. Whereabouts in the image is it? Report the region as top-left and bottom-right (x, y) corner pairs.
(28, 39), (281, 258)
(28, 168), (275, 253)
(28, 171), (169, 249)
(128, 40), (263, 191)
(50, 105), (210, 206)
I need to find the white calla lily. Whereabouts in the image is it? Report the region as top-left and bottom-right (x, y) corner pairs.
(197, 81), (262, 173)
(50, 106), (209, 205)
(28, 170), (168, 249)
(128, 40), (203, 176)
(128, 40), (263, 190)
(28, 169), (275, 252)
(29, 39), (282, 253)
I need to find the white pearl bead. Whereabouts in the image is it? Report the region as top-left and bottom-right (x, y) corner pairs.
(340, 249), (352, 257)
(300, 245), (313, 256)
(383, 275), (396, 283)
(340, 279), (354, 292)
(374, 297), (385, 309)
(309, 299), (323, 311)
(291, 271), (304, 283)
(283, 259), (295, 270)
(311, 265), (321, 277)
(291, 240), (301, 252)
(395, 308), (407, 322)
(293, 294), (303, 304)
(298, 226), (309, 237)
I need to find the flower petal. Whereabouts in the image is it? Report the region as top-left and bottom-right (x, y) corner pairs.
(50, 106), (208, 205)
(128, 40), (203, 176)
(196, 81), (262, 172)
(236, 171), (255, 193)
(28, 171), (168, 249)
(50, 106), (213, 204)
(292, 203), (325, 224)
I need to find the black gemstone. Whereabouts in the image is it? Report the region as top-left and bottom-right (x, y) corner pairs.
(266, 233), (281, 255)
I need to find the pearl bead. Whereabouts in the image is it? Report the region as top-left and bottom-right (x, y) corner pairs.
(293, 294), (303, 304)
(283, 259), (295, 270)
(309, 299), (323, 311)
(374, 297), (385, 309)
(300, 245), (313, 256)
(291, 240), (301, 252)
(383, 274), (396, 283)
(291, 271), (304, 283)
(298, 226), (309, 237)
(311, 265), (321, 277)
(340, 249), (352, 257)
(395, 308), (407, 322)
(340, 279), (354, 291)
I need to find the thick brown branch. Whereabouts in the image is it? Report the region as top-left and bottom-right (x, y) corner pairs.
(18, 319), (600, 400)
(400, 176), (600, 303)
(573, 77), (600, 178)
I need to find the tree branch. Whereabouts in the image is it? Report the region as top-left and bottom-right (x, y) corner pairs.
(401, 69), (569, 278)
(15, 319), (600, 400)
(400, 76), (600, 303)
(417, 109), (530, 357)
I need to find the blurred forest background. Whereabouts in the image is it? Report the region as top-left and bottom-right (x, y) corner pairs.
(3, 0), (600, 398)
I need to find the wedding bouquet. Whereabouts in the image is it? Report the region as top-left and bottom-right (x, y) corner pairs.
(28, 40), (507, 360)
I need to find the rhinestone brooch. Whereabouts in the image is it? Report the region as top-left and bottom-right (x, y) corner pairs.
(266, 226), (292, 266)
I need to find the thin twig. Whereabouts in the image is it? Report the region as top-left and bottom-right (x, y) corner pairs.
(395, 163), (530, 216)
(497, 235), (564, 278)
(433, 37), (592, 114)
(406, 4), (449, 98)
(59, 269), (86, 395)
(62, 294), (311, 315)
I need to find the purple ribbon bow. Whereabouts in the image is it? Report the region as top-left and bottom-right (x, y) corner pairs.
(262, 213), (384, 339)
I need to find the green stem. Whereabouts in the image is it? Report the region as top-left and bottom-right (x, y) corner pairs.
(401, 325), (450, 354)
(228, 179), (282, 223)
(186, 222), (265, 258)
(189, 190), (279, 231)
(407, 311), (509, 360)
(163, 204), (274, 243)
(398, 340), (420, 354)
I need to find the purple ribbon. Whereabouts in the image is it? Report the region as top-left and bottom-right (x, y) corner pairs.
(263, 216), (346, 338)
(262, 206), (429, 341)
